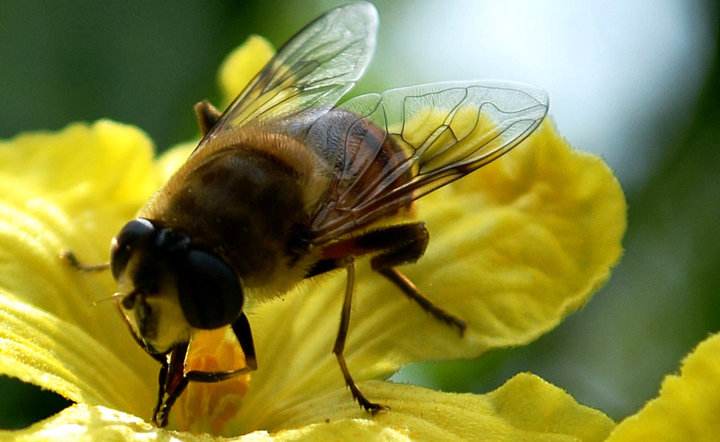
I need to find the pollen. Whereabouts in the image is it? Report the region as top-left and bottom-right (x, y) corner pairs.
(173, 327), (252, 434)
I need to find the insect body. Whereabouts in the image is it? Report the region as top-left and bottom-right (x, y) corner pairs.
(70, 1), (548, 427)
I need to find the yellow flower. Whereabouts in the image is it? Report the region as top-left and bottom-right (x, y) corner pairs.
(607, 332), (720, 442)
(0, 36), (625, 440)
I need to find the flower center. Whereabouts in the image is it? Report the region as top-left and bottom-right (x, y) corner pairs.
(173, 327), (252, 434)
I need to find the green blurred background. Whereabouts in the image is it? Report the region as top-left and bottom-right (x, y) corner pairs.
(0, 0), (718, 429)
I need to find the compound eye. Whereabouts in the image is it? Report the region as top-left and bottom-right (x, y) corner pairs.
(175, 249), (243, 330)
(111, 218), (156, 279)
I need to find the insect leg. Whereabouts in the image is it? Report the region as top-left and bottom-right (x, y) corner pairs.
(184, 313), (258, 382)
(314, 222), (465, 334)
(153, 342), (190, 427)
(193, 100), (222, 136)
(378, 267), (465, 336)
(231, 312), (257, 371)
(333, 260), (386, 414)
(60, 250), (110, 272)
(153, 358), (169, 425)
(368, 223), (466, 336)
(114, 302), (167, 362)
(151, 314), (258, 426)
(304, 256), (350, 278)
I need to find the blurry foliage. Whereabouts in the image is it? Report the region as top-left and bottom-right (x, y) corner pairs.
(0, 0), (718, 428)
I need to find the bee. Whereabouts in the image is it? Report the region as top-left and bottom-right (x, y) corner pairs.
(65, 1), (548, 427)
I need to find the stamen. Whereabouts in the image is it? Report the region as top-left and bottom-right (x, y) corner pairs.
(175, 328), (252, 432)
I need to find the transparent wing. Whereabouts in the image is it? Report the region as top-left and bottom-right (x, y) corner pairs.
(309, 81), (549, 242)
(203, 1), (377, 145)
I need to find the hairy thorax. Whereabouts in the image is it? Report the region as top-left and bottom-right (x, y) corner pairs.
(140, 128), (329, 298)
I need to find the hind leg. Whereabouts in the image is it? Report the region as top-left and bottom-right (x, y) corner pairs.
(313, 222), (466, 334)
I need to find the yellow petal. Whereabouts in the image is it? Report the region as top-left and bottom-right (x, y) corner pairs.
(269, 374), (613, 441)
(607, 333), (720, 441)
(218, 35), (275, 108)
(230, 119), (625, 423)
(0, 294), (154, 419)
(0, 120), (157, 213)
(0, 404), (171, 442)
(2, 374), (613, 441)
(0, 121), (159, 418)
(410, 118), (627, 348)
(174, 328), (252, 434)
(0, 121), (157, 347)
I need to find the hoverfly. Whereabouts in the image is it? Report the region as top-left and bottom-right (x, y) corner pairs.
(65, 1), (548, 427)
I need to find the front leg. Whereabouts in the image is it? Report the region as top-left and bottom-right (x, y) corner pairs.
(185, 313), (258, 382)
(153, 342), (190, 427)
(152, 313), (258, 427)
